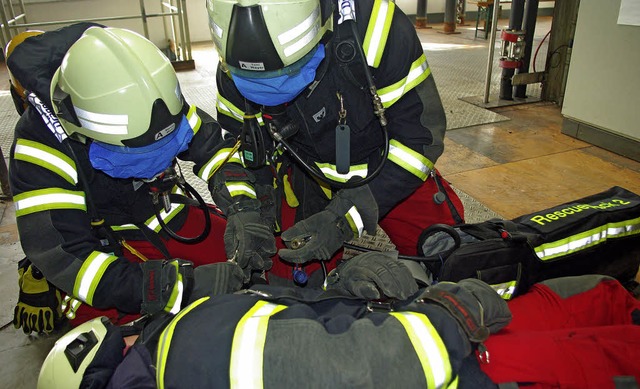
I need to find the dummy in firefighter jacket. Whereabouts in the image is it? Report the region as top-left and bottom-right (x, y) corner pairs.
(7, 23), (238, 331)
(205, 0), (465, 285)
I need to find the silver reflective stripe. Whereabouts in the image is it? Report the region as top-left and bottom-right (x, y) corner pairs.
(491, 281), (517, 300)
(316, 162), (369, 182)
(226, 182), (257, 198)
(146, 203), (185, 233)
(391, 311), (452, 389)
(14, 139), (78, 184)
(283, 23), (320, 58)
(535, 216), (640, 261)
(74, 251), (118, 305)
(364, 0), (395, 67)
(230, 301), (288, 389)
(345, 205), (365, 237)
(378, 54), (431, 108)
(14, 188), (86, 217)
(217, 94), (265, 125)
(278, 5), (319, 45)
(388, 139), (433, 181)
(198, 148), (243, 181)
(74, 106), (128, 135)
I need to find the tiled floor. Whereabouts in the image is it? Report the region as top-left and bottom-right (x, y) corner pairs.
(1, 15), (640, 389)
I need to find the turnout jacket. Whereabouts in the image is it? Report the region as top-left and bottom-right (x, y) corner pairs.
(104, 286), (472, 389)
(8, 23), (226, 314)
(213, 0), (447, 223)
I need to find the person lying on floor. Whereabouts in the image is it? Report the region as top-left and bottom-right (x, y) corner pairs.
(37, 252), (640, 389)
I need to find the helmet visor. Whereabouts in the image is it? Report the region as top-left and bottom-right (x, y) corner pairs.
(88, 115), (193, 179)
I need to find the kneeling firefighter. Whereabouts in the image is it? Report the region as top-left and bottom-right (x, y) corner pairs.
(7, 23), (260, 332)
(37, 252), (511, 389)
(205, 0), (465, 286)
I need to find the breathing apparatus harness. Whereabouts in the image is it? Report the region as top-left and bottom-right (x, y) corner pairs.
(240, 2), (389, 190)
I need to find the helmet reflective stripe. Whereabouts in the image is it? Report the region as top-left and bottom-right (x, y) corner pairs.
(198, 148), (243, 181)
(378, 54), (431, 108)
(74, 251), (118, 305)
(280, 5), (321, 58)
(14, 139), (78, 184)
(363, 0), (395, 68)
(230, 301), (288, 388)
(225, 182), (257, 198)
(390, 311), (453, 389)
(388, 139), (433, 181)
(74, 106), (129, 135)
(534, 216), (640, 261)
(345, 205), (365, 237)
(156, 296), (210, 389)
(14, 188), (86, 217)
(315, 162), (369, 182)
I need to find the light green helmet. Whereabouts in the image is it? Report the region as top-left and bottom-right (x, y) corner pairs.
(50, 26), (184, 147)
(37, 317), (110, 389)
(206, 0), (333, 74)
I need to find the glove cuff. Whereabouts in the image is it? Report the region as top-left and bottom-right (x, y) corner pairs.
(141, 260), (194, 315)
(226, 198), (262, 216)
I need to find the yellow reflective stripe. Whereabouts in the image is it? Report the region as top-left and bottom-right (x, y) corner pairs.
(197, 148), (243, 181)
(345, 205), (365, 237)
(363, 0), (395, 67)
(156, 296), (210, 389)
(73, 251), (118, 305)
(391, 311), (452, 389)
(491, 280), (517, 300)
(164, 261), (184, 314)
(226, 182), (257, 198)
(230, 301), (288, 389)
(145, 203), (185, 233)
(14, 188), (86, 217)
(315, 162), (369, 183)
(387, 139), (433, 181)
(111, 224), (137, 232)
(378, 54), (431, 108)
(217, 93), (244, 123)
(447, 375), (459, 388)
(534, 216), (640, 261)
(186, 105), (202, 134)
(14, 139), (78, 185)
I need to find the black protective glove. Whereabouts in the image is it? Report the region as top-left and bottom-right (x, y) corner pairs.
(224, 199), (277, 281)
(13, 258), (64, 334)
(280, 185), (378, 264)
(189, 262), (245, 303)
(325, 251), (418, 300)
(140, 259), (194, 315)
(418, 278), (512, 344)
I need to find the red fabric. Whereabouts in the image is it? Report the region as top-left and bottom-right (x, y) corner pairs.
(480, 279), (640, 388)
(70, 206), (228, 325)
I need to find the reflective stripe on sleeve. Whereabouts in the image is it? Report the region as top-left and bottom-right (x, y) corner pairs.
(197, 149), (244, 181)
(387, 139), (433, 181)
(186, 105), (202, 134)
(345, 205), (365, 237)
(378, 54), (431, 108)
(390, 311), (452, 389)
(14, 188), (86, 217)
(230, 301), (288, 389)
(534, 216), (640, 261)
(14, 139), (78, 185)
(315, 162), (369, 183)
(363, 0), (395, 68)
(226, 182), (257, 199)
(73, 251), (118, 305)
(145, 203), (185, 233)
(156, 297), (210, 389)
(217, 93), (265, 124)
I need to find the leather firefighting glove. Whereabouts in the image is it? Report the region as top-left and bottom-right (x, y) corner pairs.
(224, 198), (277, 281)
(325, 251), (419, 300)
(140, 259), (194, 315)
(279, 184), (378, 264)
(418, 279), (512, 345)
(13, 257), (64, 334)
(188, 262), (245, 304)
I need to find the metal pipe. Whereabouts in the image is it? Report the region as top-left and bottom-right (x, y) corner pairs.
(483, 0), (502, 103)
(514, 0), (539, 98)
(415, 0), (428, 28)
(6, 12), (178, 30)
(444, 0), (456, 33)
(176, 0), (187, 61)
(180, 0), (192, 61)
(0, 1), (11, 50)
(139, 0), (149, 39)
(499, 0), (525, 100)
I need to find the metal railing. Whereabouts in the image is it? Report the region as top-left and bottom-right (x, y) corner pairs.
(0, 0), (193, 67)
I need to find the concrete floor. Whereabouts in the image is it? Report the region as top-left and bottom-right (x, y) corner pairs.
(2, 15), (640, 389)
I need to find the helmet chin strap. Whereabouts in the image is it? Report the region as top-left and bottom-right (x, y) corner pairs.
(145, 162), (212, 244)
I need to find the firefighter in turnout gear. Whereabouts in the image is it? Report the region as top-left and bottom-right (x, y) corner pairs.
(206, 0), (465, 286)
(7, 23), (251, 332)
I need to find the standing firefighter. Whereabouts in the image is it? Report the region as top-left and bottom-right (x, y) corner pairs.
(205, 0), (465, 286)
(7, 23), (249, 332)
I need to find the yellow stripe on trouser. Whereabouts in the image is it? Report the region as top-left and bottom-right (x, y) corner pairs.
(230, 301), (288, 389)
(390, 311), (453, 389)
